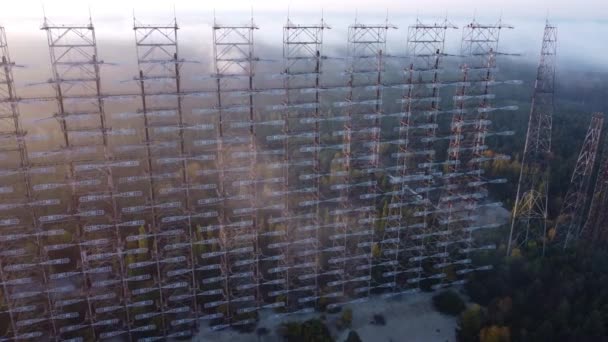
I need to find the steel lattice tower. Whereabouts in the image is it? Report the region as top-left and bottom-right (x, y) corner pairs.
(383, 19), (458, 295)
(582, 145), (608, 244)
(41, 16), (132, 341)
(321, 19), (396, 310)
(129, 15), (206, 339)
(0, 25), (60, 341)
(266, 16), (330, 314)
(507, 22), (557, 255)
(437, 19), (517, 286)
(555, 113), (604, 249)
(208, 15), (262, 329)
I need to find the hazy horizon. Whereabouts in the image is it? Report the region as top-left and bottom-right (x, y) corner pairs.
(1, 0), (607, 80)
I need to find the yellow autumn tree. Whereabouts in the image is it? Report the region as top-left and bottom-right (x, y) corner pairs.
(371, 243), (381, 258)
(510, 247), (522, 258)
(547, 227), (557, 241)
(480, 325), (511, 342)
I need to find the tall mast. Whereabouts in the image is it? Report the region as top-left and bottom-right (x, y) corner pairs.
(507, 22), (557, 255)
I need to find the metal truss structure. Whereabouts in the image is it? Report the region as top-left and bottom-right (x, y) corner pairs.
(507, 22), (557, 255)
(436, 19), (519, 286)
(207, 15), (265, 330)
(0, 26), (58, 341)
(41, 16), (130, 341)
(323, 19), (397, 310)
(129, 16), (201, 340)
(555, 113), (604, 249)
(0, 12), (522, 340)
(383, 19), (457, 296)
(582, 145), (608, 244)
(273, 17), (330, 315)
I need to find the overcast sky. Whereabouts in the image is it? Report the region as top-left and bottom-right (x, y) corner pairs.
(3, 0), (607, 20)
(1, 0), (607, 74)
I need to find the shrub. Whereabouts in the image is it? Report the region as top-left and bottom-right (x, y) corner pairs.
(278, 319), (333, 342)
(457, 304), (484, 342)
(479, 325), (510, 342)
(371, 314), (386, 326)
(345, 330), (362, 342)
(340, 308), (353, 329)
(256, 327), (269, 341)
(433, 290), (466, 316)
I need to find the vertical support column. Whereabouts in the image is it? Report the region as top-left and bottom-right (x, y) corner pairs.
(383, 19), (457, 295)
(131, 16), (203, 339)
(0, 25), (58, 341)
(582, 146), (608, 244)
(507, 22), (557, 255)
(437, 19), (517, 287)
(555, 113), (604, 249)
(271, 17), (330, 314)
(0, 26), (25, 342)
(324, 20), (395, 310)
(211, 16), (260, 329)
(42, 15), (131, 340)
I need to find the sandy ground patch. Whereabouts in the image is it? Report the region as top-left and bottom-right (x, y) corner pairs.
(192, 291), (457, 341)
(335, 291), (456, 342)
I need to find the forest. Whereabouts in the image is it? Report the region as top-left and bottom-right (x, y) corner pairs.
(433, 61), (608, 342)
(457, 245), (608, 342)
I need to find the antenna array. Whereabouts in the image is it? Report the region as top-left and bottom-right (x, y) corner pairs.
(436, 19), (519, 286)
(0, 12), (521, 340)
(275, 17), (330, 314)
(383, 19), (458, 295)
